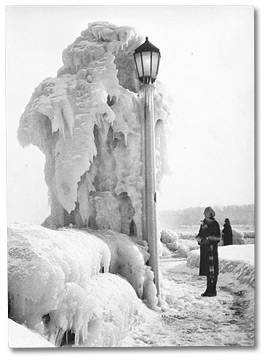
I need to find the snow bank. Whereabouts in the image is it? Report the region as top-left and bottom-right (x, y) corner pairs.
(8, 223), (158, 347)
(17, 21), (171, 238)
(9, 319), (55, 348)
(187, 245), (255, 288)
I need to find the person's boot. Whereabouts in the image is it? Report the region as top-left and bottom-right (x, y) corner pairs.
(208, 276), (217, 297)
(212, 276), (217, 296)
(201, 277), (211, 296)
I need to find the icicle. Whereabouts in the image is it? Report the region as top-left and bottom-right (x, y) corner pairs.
(75, 331), (80, 346)
(21, 296), (26, 316)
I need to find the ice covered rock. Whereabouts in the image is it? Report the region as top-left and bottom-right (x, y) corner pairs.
(160, 229), (199, 257)
(160, 229), (179, 251)
(8, 223), (158, 346)
(160, 228), (178, 244)
(17, 21), (171, 239)
(232, 228), (245, 244)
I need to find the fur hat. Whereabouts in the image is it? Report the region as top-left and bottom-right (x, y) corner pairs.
(204, 206), (215, 218)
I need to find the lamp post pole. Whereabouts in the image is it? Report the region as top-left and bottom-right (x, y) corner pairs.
(142, 84), (160, 298)
(133, 37), (161, 300)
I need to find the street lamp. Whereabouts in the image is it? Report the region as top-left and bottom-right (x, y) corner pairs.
(133, 37), (161, 84)
(134, 37), (161, 300)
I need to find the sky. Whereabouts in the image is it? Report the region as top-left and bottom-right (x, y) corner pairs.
(5, 5), (254, 224)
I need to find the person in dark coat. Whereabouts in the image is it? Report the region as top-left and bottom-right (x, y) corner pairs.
(222, 218), (233, 246)
(196, 207), (221, 297)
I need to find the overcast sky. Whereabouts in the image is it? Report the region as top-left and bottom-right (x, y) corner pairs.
(6, 5), (254, 224)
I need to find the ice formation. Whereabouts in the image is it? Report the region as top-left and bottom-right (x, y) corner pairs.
(17, 21), (170, 237)
(13, 22), (171, 346)
(8, 223), (158, 347)
(232, 228), (245, 244)
(90, 229), (158, 308)
(160, 228), (179, 250)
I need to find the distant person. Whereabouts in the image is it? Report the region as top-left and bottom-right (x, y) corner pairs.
(222, 218), (233, 246)
(196, 207), (221, 297)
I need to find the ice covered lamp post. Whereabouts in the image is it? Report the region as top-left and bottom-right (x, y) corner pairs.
(133, 37), (161, 298)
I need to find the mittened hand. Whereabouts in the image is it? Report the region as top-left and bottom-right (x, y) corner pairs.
(196, 236), (202, 244)
(208, 236), (220, 243)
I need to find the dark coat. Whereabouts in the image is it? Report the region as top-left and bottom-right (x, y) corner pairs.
(197, 218), (221, 276)
(222, 222), (233, 245)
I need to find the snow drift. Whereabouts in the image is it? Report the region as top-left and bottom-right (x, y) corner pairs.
(187, 245), (255, 288)
(9, 319), (55, 348)
(8, 223), (158, 347)
(17, 21), (170, 238)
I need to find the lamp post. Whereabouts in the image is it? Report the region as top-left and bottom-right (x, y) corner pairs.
(134, 37), (161, 299)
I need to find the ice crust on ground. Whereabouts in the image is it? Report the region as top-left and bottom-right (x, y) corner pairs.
(186, 244), (255, 288)
(8, 223), (158, 347)
(17, 21), (171, 237)
(8, 224), (255, 347)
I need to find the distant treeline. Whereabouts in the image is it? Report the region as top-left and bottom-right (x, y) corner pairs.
(158, 204), (254, 229)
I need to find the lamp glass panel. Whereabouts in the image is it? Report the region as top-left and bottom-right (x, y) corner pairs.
(151, 52), (159, 78)
(134, 53), (143, 78)
(141, 51), (151, 77)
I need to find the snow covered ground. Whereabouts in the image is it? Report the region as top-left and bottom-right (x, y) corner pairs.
(121, 244), (255, 347)
(8, 319), (55, 348)
(8, 224), (254, 347)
